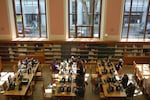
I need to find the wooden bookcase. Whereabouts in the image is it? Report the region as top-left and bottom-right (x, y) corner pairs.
(0, 41), (150, 64)
(0, 56), (2, 71)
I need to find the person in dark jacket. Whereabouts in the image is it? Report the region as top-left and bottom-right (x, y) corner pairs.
(125, 82), (135, 97)
(121, 74), (129, 89)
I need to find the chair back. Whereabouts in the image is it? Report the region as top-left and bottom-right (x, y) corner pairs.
(8, 75), (12, 84)
(41, 83), (45, 94)
(12, 65), (17, 73)
(2, 81), (8, 91)
(126, 83), (136, 97)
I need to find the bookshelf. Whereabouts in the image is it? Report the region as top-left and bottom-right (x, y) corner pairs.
(0, 41), (150, 64)
(0, 43), (11, 62)
(43, 43), (61, 63)
(143, 44), (150, 56)
(0, 56), (2, 71)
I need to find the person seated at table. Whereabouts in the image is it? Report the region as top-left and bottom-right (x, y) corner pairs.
(71, 56), (76, 62)
(102, 67), (108, 74)
(107, 83), (115, 93)
(94, 77), (103, 94)
(115, 58), (123, 74)
(77, 60), (86, 76)
(68, 56), (77, 66)
(58, 85), (64, 92)
(22, 57), (29, 66)
(76, 74), (85, 87)
(125, 82), (135, 97)
(74, 86), (85, 97)
(121, 74), (129, 89)
(51, 59), (60, 73)
(68, 75), (72, 83)
(17, 60), (22, 68)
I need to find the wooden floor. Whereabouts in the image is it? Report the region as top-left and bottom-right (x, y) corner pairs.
(0, 64), (149, 100)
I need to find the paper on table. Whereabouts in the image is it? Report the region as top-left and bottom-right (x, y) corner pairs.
(45, 89), (52, 93)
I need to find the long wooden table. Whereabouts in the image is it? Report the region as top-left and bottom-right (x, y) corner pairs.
(45, 61), (78, 100)
(102, 83), (127, 98)
(101, 74), (127, 99)
(4, 63), (39, 100)
(45, 81), (77, 100)
(96, 61), (127, 99)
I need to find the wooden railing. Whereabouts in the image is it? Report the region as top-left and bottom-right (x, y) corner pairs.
(123, 56), (150, 65)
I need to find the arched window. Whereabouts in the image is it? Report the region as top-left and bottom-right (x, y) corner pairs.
(13, 0), (47, 38)
(68, 0), (102, 38)
(122, 0), (150, 41)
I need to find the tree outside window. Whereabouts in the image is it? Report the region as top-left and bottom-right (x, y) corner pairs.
(68, 0), (102, 38)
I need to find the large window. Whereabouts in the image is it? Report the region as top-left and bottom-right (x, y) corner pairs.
(13, 0), (47, 38)
(68, 0), (102, 38)
(122, 0), (150, 40)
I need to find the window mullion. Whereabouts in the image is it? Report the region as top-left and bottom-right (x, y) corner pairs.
(98, 0), (102, 38)
(75, 0), (77, 38)
(68, 0), (71, 38)
(38, 0), (41, 38)
(126, 0), (133, 39)
(20, 0), (25, 37)
(91, 0), (95, 38)
(144, 0), (150, 39)
(13, 0), (19, 38)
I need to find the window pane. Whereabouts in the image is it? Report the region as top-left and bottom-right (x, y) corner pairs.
(13, 0), (47, 38)
(70, 0), (75, 14)
(122, 0), (131, 38)
(22, 0), (38, 14)
(122, 16), (129, 38)
(70, 24), (75, 38)
(41, 15), (47, 38)
(77, 26), (91, 37)
(77, 0), (94, 25)
(15, 0), (21, 14)
(145, 14), (150, 39)
(16, 15), (22, 33)
(40, 0), (45, 14)
(128, 0), (148, 39)
(69, 0), (101, 38)
(122, 0), (149, 40)
(23, 14), (39, 37)
(22, 0), (39, 37)
(93, 0), (101, 38)
(94, 25), (99, 37)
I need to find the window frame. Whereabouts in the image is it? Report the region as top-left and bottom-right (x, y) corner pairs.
(12, 0), (47, 38)
(68, 0), (102, 38)
(122, 0), (150, 40)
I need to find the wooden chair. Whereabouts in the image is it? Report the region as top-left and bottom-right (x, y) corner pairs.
(137, 70), (144, 87)
(2, 81), (8, 92)
(91, 76), (96, 93)
(26, 84), (33, 100)
(12, 65), (17, 73)
(7, 75), (12, 84)
(41, 83), (52, 100)
(35, 65), (43, 81)
(99, 92), (106, 100)
(31, 80), (35, 90)
(126, 83), (136, 100)
(41, 83), (46, 100)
